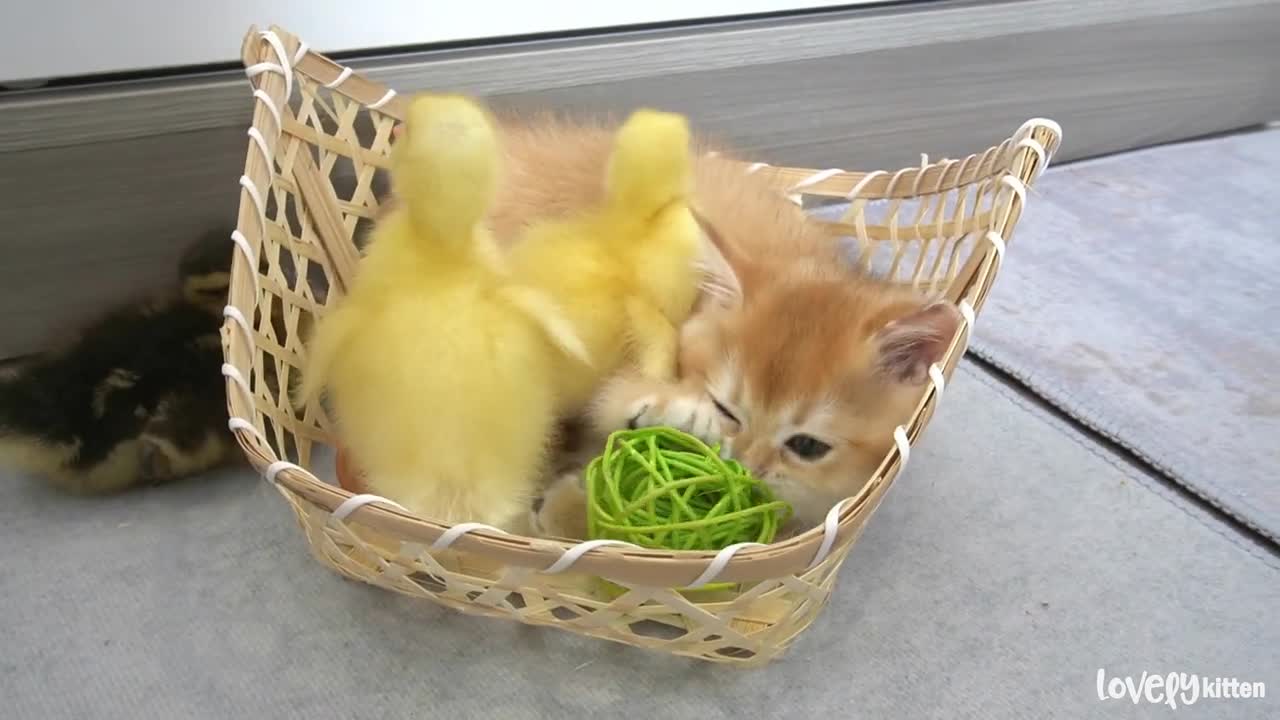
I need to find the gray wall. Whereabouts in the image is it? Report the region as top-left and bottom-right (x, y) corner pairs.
(2, 0), (1278, 358)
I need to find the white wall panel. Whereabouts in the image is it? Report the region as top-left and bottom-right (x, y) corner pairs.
(0, 0), (878, 83)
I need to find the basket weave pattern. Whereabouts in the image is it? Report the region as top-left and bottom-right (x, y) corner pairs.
(223, 26), (1060, 665)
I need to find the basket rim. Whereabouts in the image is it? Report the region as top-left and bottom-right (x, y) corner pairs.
(222, 24), (1062, 588)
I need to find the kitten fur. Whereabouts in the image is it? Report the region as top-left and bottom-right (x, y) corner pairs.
(0, 228), (242, 494)
(492, 113), (963, 537)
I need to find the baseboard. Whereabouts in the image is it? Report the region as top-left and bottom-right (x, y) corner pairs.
(1, 0), (1277, 358)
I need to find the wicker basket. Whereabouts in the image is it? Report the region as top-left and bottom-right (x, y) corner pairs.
(222, 25), (1061, 666)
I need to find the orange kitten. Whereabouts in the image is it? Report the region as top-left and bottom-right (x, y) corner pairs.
(378, 109), (959, 537)
(588, 256), (960, 531)
(535, 239), (960, 536)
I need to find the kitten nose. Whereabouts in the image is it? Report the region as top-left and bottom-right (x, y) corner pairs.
(736, 441), (772, 477)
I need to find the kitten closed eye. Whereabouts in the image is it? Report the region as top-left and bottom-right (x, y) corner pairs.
(710, 396), (739, 425)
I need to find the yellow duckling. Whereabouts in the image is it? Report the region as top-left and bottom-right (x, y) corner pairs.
(298, 93), (587, 532)
(508, 108), (705, 411)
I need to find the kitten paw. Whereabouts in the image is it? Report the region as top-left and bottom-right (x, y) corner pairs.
(625, 395), (659, 430)
(628, 393), (724, 447)
(531, 472), (588, 540)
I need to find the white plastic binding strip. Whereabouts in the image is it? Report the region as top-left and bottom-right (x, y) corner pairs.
(909, 156), (929, 197)
(238, 175), (268, 237)
(256, 29), (293, 101)
(807, 497), (853, 569)
(845, 170), (886, 200)
(1016, 117), (1062, 156)
(229, 230), (256, 267)
(958, 298), (976, 331)
(292, 40), (310, 65)
(984, 230), (1006, 263)
(430, 522), (508, 552)
(685, 542), (766, 589)
(786, 167), (845, 205)
(244, 61), (285, 83)
(227, 417), (267, 445)
(331, 493), (409, 522)
(928, 363), (946, 396)
(1014, 138), (1047, 175)
(368, 89), (397, 110)
(229, 230), (260, 297)
(220, 363), (254, 408)
(1013, 119), (1060, 184)
(884, 165), (914, 199)
(222, 305), (255, 350)
(252, 89), (282, 135)
(999, 174), (1027, 210)
(246, 127), (272, 170)
(324, 66), (353, 89)
(788, 167), (845, 194)
(264, 460), (304, 485)
(744, 162), (768, 175)
(542, 539), (640, 575)
(893, 426), (911, 466)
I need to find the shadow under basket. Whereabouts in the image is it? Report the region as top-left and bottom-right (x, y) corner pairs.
(223, 25), (1062, 667)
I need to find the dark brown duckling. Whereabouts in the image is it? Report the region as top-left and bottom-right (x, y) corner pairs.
(0, 227), (243, 494)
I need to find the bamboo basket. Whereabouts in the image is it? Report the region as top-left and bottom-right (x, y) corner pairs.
(222, 25), (1061, 667)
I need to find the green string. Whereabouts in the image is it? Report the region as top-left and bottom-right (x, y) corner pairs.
(585, 427), (793, 551)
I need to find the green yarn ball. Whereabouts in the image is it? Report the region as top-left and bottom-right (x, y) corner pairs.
(585, 427), (793, 551)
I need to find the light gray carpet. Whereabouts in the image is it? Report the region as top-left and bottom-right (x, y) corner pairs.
(3, 362), (1276, 719)
(968, 127), (1280, 544)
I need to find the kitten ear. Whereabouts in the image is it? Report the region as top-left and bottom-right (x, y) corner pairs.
(874, 302), (963, 384)
(690, 209), (744, 309)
